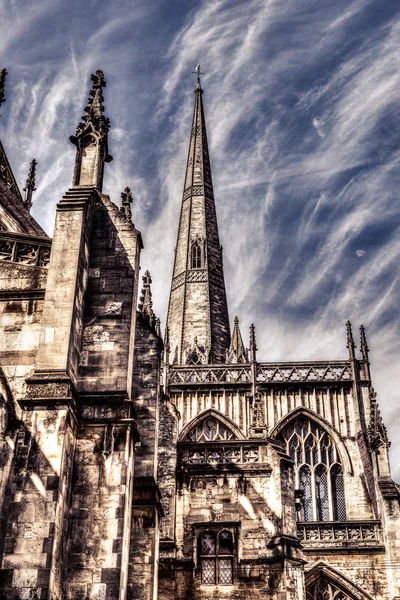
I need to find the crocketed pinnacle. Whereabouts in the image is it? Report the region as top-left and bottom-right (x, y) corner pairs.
(139, 270), (155, 325)
(360, 325), (369, 361)
(75, 70), (110, 137)
(226, 317), (248, 363)
(368, 387), (389, 449)
(23, 159), (37, 211)
(346, 320), (356, 359)
(120, 186), (133, 221)
(0, 69), (7, 109)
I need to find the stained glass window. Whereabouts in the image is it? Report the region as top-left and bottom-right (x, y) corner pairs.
(279, 416), (346, 521)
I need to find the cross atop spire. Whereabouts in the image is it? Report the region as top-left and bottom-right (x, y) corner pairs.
(23, 159), (37, 211)
(0, 69), (7, 110)
(193, 64), (204, 89)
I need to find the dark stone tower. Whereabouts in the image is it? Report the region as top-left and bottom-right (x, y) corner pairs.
(166, 70), (230, 364)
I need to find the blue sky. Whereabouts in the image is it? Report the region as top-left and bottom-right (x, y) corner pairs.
(1, 0), (399, 478)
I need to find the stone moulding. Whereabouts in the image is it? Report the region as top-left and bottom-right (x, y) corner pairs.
(297, 520), (384, 552)
(169, 361), (353, 387)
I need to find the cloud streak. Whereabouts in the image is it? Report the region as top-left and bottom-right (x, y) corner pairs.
(1, 0), (399, 478)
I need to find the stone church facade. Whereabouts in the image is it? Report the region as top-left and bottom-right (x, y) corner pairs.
(0, 67), (399, 600)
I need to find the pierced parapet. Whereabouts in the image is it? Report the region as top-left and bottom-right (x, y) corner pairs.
(346, 320), (356, 359)
(226, 316), (248, 363)
(120, 186), (133, 221)
(23, 158), (37, 211)
(368, 387), (389, 449)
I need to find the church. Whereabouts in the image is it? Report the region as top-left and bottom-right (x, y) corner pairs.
(0, 66), (399, 600)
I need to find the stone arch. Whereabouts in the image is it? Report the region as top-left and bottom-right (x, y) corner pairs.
(178, 408), (246, 442)
(305, 561), (374, 600)
(270, 406), (353, 475)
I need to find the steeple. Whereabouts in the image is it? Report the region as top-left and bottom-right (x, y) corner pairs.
(166, 70), (230, 364)
(69, 70), (112, 191)
(23, 158), (37, 211)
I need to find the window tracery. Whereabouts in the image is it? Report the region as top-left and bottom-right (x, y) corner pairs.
(279, 416), (346, 521)
(191, 240), (202, 269)
(306, 577), (351, 600)
(198, 530), (234, 585)
(186, 417), (236, 442)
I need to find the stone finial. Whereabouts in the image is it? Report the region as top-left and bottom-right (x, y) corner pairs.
(249, 323), (257, 363)
(226, 316), (248, 363)
(164, 326), (170, 353)
(346, 320), (356, 360)
(138, 270), (155, 326)
(368, 386), (389, 449)
(23, 158), (37, 211)
(0, 68), (7, 110)
(69, 70), (112, 190)
(155, 317), (161, 338)
(75, 69), (110, 138)
(120, 186), (133, 221)
(360, 325), (369, 361)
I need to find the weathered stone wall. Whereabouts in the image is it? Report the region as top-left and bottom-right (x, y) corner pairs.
(63, 423), (132, 600)
(0, 407), (76, 600)
(163, 442), (303, 600)
(128, 313), (163, 600)
(78, 194), (141, 395)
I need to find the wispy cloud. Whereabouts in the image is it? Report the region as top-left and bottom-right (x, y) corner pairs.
(1, 0), (399, 478)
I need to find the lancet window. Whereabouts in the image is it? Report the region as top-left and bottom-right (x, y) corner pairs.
(186, 417), (236, 442)
(279, 416), (346, 521)
(190, 240), (202, 269)
(198, 530), (234, 585)
(306, 578), (351, 600)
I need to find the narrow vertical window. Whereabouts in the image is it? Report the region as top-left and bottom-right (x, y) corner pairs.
(191, 241), (201, 269)
(299, 466), (313, 521)
(331, 464), (346, 521)
(200, 532), (216, 584)
(315, 465), (329, 521)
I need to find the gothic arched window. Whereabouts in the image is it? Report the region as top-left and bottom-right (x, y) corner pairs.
(279, 416), (346, 522)
(306, 577), (351, 600)
(186, 417), (235, 442)
(199, 530), (234, 585)
(191, 241), (202, 269)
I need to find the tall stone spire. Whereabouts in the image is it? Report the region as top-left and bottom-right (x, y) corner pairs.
(69, 70), (112, 191)
(23, 158), (37, 211)
(166, 71), (230, 364)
